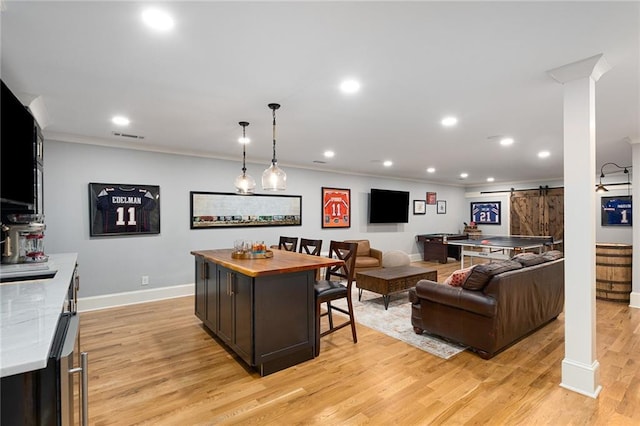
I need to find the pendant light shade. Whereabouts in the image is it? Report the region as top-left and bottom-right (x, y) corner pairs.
(262, 103), (286, 191)
(234, 121), (256, 194)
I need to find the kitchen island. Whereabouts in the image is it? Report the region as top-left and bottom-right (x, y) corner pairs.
(191, 248), (342, 376)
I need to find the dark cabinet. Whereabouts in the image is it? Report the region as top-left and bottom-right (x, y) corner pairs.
(0, 80), (43, 221)
(416, 234), (466, 263)
(194, 256), (207, 322)
(217, 266), (252, 364)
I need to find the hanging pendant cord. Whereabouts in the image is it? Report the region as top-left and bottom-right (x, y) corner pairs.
(272, 107), (277, 165)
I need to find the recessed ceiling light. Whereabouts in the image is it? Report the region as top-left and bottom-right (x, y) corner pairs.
(441, 116), (458, 127)
(324, 150), (335, 158)
(340, 79), (360, 94)
(538, 150), (550, 158)
(487, 177), (495, 182)
(426, 167), (436, 173)
(142, 8), (174, 31)
(112, 115), (130, 126)
(500, 137), (514, 146)
(383, 160), (393, 167)
(460, 172), (468, 179)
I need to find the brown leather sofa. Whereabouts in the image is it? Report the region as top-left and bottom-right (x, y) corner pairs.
(344, 239), (383, 273)
(409, 254), (564, 359)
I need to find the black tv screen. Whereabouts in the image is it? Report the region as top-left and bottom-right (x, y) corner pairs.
(369, 188), (410, 223)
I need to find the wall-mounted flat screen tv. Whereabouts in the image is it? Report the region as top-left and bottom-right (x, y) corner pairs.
(369, 188), (410, 223)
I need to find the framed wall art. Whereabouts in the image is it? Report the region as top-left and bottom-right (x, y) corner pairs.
(426, 192), (437, 205)
(190, 191), (302, 229)
(322, 187), (351, 228)
(470, 201), (501, 225)
(601, 196), (632, 226)
(413, 199), (426, 215)
(436, 200), (447, 214)
(89, 182), (160, 237)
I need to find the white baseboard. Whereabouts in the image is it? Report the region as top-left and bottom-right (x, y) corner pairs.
(78, 283), (195, 312)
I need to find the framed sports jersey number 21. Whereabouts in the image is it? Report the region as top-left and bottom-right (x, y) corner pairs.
(89, 182), (160, 236)
(322, 187), (351, 228)
(470, 201), (501, 225)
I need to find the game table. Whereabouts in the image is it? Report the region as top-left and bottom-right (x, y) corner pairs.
(447, 235), (553, 268)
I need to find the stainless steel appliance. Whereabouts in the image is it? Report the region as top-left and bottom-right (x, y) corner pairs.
(1, 213), (48, 264)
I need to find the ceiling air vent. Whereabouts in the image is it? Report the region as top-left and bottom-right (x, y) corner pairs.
(111, 131), (145, 140)
(313, 160), (327, 164)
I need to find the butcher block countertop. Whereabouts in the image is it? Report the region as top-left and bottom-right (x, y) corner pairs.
(191, 248), (342, 277)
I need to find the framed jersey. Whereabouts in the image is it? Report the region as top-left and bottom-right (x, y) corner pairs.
(322, 187), (351, 228)
(89, 183), (160, 236)
(601, 196), (632, 226)
(470, 201), (501, 225)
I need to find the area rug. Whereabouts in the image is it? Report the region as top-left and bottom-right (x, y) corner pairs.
(331, 287), (467, 360)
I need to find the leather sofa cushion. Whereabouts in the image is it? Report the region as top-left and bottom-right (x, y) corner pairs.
(463, 260), (522, 291)
(542, 250), (564, 261)
(355, 256), (380, 268)
(512, 252), (547, 267)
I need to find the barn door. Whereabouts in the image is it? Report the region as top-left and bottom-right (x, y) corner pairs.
(510, 187), (564, 242)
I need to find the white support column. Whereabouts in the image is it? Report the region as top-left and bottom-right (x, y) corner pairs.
(548, 54), (611, 398)
(629, 138), (640, 309)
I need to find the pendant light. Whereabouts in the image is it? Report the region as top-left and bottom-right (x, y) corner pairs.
(234, 121), (256, 194)
(262, 103), (286, 191)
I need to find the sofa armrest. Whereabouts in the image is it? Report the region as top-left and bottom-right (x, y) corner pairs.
(414, 280), (497, 318)
(370, 248), (383, 262)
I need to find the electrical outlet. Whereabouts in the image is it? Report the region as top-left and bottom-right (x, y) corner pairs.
(141, 275), (149, 286)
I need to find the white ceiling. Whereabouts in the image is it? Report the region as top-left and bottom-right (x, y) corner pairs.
(1, 1), (638, 187)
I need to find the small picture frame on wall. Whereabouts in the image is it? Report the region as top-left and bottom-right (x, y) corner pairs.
(426, 192), (437, 205)
(436, 200), (446, 214)
(322, 187), (351, 228)
(413, 199), (426, 215)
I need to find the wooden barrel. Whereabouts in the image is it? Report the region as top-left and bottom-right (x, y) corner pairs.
(596, 243), (632, 302)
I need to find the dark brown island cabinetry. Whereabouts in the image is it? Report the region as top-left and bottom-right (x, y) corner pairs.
(416, 234), (467, 263)
(191, 249), (342, 376)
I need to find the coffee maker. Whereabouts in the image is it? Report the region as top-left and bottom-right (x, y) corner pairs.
(1, 214), (48, 264)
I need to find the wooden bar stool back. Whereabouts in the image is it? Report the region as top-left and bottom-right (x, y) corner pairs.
(314, 240), (358, 356)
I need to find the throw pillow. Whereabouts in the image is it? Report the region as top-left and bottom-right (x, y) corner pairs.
(542, 250), (564, 261)
(463, 260), (523, 291)
(512, 252), (546, 267)
(444, 265), (476, 287)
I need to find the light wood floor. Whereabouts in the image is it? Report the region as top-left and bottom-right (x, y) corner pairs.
(78, 260), (640, 425)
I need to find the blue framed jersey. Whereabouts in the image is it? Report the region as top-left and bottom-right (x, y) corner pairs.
(470, 201), (501, 225)
(601, 196), (632, 226)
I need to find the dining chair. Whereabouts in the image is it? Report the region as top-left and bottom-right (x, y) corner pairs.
(314, 240), (358, 356)
(299, 238), (322, 256)
(278, 236), (298, 252)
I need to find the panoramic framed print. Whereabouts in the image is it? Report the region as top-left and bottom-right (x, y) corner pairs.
(190, 191), (302, 228)
(470, 201), (501, 225)
(322, 187), (351, 228)
(601, 196), (632, 226)
(89, 183), (160, 236)
(413, 199), (426, 215)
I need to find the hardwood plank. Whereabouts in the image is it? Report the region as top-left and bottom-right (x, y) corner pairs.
(78, 260), (640, 425)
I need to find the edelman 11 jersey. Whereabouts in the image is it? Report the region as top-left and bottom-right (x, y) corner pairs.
(96, 186), (157, 233)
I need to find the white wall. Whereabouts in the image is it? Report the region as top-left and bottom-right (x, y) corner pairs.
(44, 140), (466, 297)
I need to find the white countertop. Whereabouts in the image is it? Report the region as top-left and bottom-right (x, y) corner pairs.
(0, 253), (78, 377)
